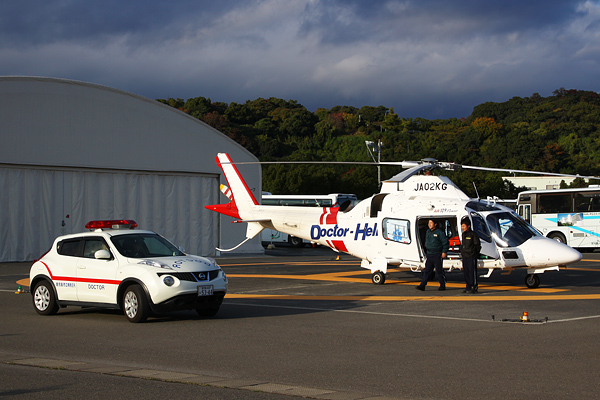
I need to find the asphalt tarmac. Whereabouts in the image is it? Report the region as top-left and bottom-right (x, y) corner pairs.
(2, 245), (600, 399)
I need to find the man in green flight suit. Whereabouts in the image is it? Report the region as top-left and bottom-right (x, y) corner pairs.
(416, 219), (449, 291)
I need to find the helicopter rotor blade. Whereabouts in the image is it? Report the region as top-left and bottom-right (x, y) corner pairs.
(220, 160), (378, 165)
(225, 160), (422, 168)
(218, 158), (600, 180)
(458, 164), (600, 180)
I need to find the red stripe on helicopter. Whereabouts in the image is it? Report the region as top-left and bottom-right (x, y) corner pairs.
(319, 207), (340, 225)
(326, 240), (348, 252)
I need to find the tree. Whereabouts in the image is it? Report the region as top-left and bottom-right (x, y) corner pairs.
(159, 89), (600, 196)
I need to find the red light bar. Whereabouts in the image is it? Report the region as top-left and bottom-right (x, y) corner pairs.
(85, 220), (138, 230)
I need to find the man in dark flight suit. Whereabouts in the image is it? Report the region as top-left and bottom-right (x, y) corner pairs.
(460, 218), (481, 293)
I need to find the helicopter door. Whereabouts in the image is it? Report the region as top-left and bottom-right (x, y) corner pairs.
(470, 212), (500, 259)
(382, 217), (421, 262)
(416, 217), (459, 260)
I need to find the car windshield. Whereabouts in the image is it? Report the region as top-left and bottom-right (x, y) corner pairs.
(485, 212), (539, 247)
(111, 233), (184, 258)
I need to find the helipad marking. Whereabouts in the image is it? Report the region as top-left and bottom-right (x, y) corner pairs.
(17, 260), (600, 301)
(221, 260), (600, 293)
(563, 267), (600, 272)
(226, 293), (600, 301)
(226, 270), (567, 293)
(220, 261), (360, 267)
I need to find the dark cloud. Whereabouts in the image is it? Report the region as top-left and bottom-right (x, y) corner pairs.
(299, 0), (585, 44)
(0, 0), (598, 119)
(0, 1), (241, 45)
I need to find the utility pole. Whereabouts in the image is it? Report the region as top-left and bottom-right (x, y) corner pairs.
(365, 139), (384, 187)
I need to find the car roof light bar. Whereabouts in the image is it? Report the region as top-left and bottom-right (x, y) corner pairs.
(85, 220), (138, 230)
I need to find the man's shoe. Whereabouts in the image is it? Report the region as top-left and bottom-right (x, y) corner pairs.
(462, 289), (469, 293)
(415, 286), (425, 291)
(470, 289), (478, 294)
(438, 286), (446, 291)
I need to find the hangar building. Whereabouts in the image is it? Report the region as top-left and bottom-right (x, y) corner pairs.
(0, 76), (263, 262)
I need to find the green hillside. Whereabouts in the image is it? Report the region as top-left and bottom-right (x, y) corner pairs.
(158, 88), (600, 199)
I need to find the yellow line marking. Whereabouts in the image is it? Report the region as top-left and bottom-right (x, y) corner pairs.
(226, 293), (600, 301)
(220, 261), (360, 267)
(18, 259), (600, 299)
(226, 273), (567, 293)
(564, 267), (600, 272)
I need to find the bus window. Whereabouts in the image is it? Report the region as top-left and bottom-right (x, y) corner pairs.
(312, 199), (333, 207)
(262, 194), (356, 208)
(538, 193), (572, 214)
(518, 204), (531, 223)
(280, 199), (305, 206)
(574, 192), (600, 212)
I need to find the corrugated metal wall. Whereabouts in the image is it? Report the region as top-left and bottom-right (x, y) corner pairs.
(0, 165), (219, 262)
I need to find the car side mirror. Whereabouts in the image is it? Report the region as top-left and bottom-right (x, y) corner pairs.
(95, 249), (111, 260)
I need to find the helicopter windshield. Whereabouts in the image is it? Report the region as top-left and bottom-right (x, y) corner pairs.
(485, 212), (540, 247)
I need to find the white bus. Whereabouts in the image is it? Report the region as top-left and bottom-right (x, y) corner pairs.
(517, 187), (600, 250)
(261, 193), (358, 247)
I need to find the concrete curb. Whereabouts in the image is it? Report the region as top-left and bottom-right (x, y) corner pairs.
(1, 355), (403, 400)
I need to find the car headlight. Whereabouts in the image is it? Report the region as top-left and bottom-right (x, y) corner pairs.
(139, 260), (172, 269)
(163, 276), (175, 287)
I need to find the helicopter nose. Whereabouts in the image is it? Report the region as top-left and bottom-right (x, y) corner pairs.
(519, 237), (582, 267)
(552, 240), (583, 265)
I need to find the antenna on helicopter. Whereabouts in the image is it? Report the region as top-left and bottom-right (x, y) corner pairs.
(473, 182), (480, 200)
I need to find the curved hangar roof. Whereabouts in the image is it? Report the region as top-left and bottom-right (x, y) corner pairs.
(0, 76), (261, 261)
(0, 76), (256, 172)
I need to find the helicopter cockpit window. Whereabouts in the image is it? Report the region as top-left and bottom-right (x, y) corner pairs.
(485, 212), (539, 247)
(383, 218), (411, 244)
(471, 213), (492, 243)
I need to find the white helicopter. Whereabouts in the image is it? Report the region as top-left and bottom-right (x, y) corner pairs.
(206, 153), (585, 288)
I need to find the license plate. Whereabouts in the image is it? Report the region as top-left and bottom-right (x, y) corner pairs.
(197, 285), (213, 296)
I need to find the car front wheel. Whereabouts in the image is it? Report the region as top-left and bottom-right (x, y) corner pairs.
(123, 284), (149, 323)
(33, 280), (59, 315)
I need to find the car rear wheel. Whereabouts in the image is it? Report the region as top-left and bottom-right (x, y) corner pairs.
(123, 284), (149, 323)
(33, 280), (59, 315)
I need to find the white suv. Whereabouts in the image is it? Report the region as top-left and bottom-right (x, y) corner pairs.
(29, 220), (227, 322)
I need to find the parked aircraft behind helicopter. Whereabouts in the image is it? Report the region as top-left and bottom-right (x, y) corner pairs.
(206, 153), (585, 288)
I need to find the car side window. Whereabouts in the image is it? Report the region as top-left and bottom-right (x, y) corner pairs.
(57, 239), (83, 257)
(83, 238), (110, 259)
